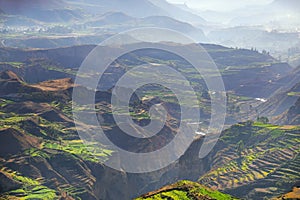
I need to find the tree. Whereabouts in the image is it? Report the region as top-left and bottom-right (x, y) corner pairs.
(237, 140), (244, 157)
(257, 116), (269, 124)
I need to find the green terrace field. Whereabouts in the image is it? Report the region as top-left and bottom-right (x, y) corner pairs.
(0, 167), (57, 200)
(135, 180), (238, 200)
(199, 121), (300, 199)
(0, 97), (114, 199)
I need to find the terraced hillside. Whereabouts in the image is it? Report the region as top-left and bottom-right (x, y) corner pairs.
(198, 122), (300, 199)
(0, 44), (293, 127)
(0, 71), (162, 199)
(0, 70), (299, 199)
(138, 121), (300, 200)
(0, 70), (203, 199)
(0, 45), (298, 200)
(0, 43), (291, 96)
(0, 71), (113, 199)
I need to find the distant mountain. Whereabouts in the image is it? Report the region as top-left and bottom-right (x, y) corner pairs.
(138, 16), (207, 41)
(0, 0), (206, 25)
(208, 27), (300, 57)
(0, 0), (82, 22)
(86, 12), (135, 26)
(66, 0), (206, 25)
(148, 0), (206, 25)
(85, 12), (207, 42)
(0, 0), (64, 13)
(0, 0), (208, 45)
(66, 0), (166, 18)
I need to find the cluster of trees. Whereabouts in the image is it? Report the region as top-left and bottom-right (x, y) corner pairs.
(250, 47), (270, 55)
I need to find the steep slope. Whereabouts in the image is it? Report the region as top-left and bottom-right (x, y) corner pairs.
(0, 128), (40, 158)
(255, 68), (300, 122)
(0, 70), (77, 103)
(196, 122), (300, 199)
(0, 70), (22, 81)
(2, 101), (52, 114)
(0, 70), (40, 96)
(30, 77), (75, 91)
(276, 96), (300, 125)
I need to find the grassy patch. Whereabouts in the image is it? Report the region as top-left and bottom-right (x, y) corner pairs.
(0, 98), (14, 107)
(0, 62), (23, 68)
(44, 140), (113, 163)
(25, 148), (50, 159)
(8, 185), (57, 200)
(140, 190), (190, 200)
(253, 122), (279, 130)
(287, 92), (300, 96)
(136, 180), (237, 200)
(0, 115), (29, 124)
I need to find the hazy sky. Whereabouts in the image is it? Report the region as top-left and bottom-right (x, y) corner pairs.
(166, 0), (273, 11)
